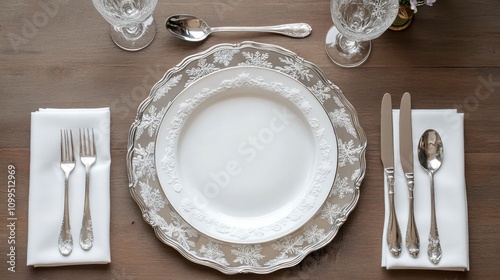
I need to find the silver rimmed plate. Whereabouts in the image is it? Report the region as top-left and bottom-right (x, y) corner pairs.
(127, 41), (366, 274)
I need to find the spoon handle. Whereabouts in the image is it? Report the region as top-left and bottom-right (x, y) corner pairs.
(385, 168), (402, 257)
(428, 173), (442, 264)
(210, 23), (312, 38)
(405, 173), (420, 258)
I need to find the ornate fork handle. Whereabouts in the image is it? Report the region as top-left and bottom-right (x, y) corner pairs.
(59, 129), (75, 256)
(385, 168), (402, 257)
(211, 23), (312, 38)
(79, 128), (96, 251)
(80, 165), (94, 250)
(58, 174), (73, 256)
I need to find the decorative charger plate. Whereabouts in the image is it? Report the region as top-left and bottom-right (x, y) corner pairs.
(127, 41), (367, 274)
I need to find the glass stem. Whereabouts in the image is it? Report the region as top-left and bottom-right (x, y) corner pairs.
(117, 23), (144, 40)
(336, 33), (361, 55)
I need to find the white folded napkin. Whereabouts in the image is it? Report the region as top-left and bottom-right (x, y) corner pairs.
(381, 109), (469, 271)
(27, 108), (111, 267)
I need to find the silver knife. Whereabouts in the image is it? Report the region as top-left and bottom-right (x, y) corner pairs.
(399, 92), (420, 258)
(381, 93), (402, 257)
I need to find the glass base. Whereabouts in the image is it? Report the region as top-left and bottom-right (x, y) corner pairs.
(325, 26), (371, 68)
(109, 16), (157, 52)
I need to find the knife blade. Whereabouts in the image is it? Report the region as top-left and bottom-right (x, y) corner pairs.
(381, 93), (402, 257)
(399, 92), (420, 258)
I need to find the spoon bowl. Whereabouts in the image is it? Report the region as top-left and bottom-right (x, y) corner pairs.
(418, 129), (443, 173)
(165, 14), (312, 42)
(418, 129), (444, 265)
(166, 15), (210, 42)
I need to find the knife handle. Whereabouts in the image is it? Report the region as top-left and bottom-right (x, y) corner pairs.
(385, 168), (402, 257)
(405, 173), (420, 258)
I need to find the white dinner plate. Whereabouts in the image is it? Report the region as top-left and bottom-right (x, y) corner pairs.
(127, 41), (366, 274)
(155, 67), (337, 244)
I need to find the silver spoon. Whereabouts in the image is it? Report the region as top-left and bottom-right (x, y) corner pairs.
(417, 129), (444, 264)
(165, 15), (312, 42)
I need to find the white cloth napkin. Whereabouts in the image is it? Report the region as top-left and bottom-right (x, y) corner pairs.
(381, 109), (469, 271)
(27, 108), (111, 267)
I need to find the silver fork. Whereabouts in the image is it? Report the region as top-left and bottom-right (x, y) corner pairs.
(59, 129), (75, 256)
(79, 128), (97, 251)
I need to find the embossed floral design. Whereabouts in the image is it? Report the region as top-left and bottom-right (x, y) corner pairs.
(160, 72), (334, 242)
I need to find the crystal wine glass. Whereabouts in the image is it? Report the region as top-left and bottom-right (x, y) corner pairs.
(92, 0), (158, 51)
(325, 0), (399, 67)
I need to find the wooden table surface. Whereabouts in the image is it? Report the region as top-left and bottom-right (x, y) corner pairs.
(1, 1), (499, 279)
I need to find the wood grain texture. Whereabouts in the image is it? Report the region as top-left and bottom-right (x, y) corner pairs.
(1, 0), (500, 279)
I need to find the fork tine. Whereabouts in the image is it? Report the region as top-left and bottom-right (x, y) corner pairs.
(79, 128), (84, 156)
(61, 129), (65, 162)
(85, 128), (90, 155)
(69, 129), (74, 162)
(90, 128), (96, 155)
(64, 129), (69, 162)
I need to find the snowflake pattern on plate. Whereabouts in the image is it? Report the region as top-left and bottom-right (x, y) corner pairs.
(154, 75), (182, 102)
(320, 202), (343, 225)
(132, 142), (156, 181)
(330, 174), (353, 199)
(238, 51), (273, 68)
(275, 57), (313, 81)
(136, 105), (167, 139)
(213, 49), (240, 66)
(231, 244), (265, 267)
(127, 42), (366, 274)
(185, 58), (220, 87)
(139, 181), (165, 212)
(338, 139), (364, 167)
(200, 241), (230, 266)
(308, 80), (332, 104)
(329, 108), (358, 138)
